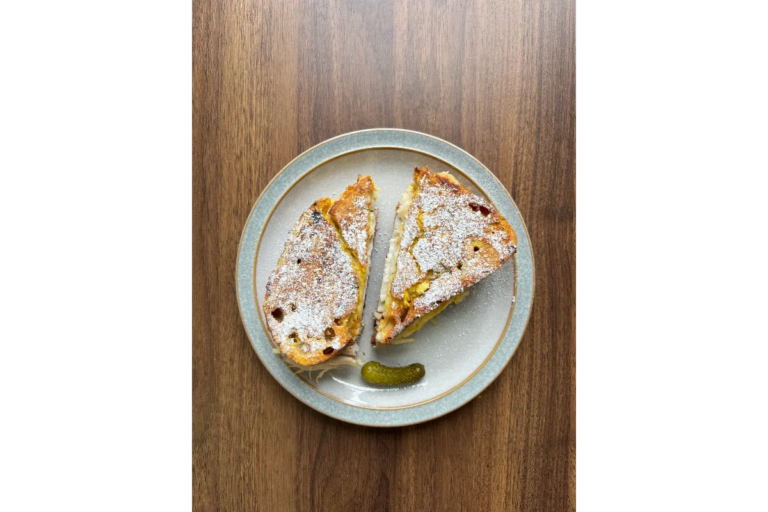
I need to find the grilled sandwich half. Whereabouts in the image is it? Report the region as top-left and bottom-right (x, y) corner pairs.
(373, 167), (517, 345)
(264, 175), (378, 367)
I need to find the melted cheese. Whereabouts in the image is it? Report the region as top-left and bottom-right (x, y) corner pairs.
(375, 183), (416, 319)
(398, 290), (469, 338)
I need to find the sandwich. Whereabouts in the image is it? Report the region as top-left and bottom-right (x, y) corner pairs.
(373, 167), (517, 345)
(264, 175), (378, 369)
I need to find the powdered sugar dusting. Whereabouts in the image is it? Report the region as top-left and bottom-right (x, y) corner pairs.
(392, 250), (420, 297)
(391, 210), (420, 297)
(338, 194), (373, 268)
(330, 177), (376, 269)
(264, 207), (358, 358)
(390, 168), (517, 310)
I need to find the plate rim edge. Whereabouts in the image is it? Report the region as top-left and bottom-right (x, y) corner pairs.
(234, 128), (536, 427)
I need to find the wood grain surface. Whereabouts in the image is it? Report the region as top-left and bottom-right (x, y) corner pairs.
(193, 0), (575, 510)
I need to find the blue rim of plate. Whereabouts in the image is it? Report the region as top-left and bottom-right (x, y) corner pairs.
(236, 129), (535, 427)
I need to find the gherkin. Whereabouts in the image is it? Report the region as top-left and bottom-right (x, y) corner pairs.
(361, 362), (425, 386)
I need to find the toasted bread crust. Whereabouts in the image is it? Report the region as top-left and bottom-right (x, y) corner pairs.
(329, 175), (376, 268)
(376, 167), (517, 344)
(263, 199), (356, 365)
(264, 177), (377, 366)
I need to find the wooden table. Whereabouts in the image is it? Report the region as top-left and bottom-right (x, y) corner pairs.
(193, 0), (574, 510)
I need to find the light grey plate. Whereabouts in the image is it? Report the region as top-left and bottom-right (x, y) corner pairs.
(236, 129), (534, 427)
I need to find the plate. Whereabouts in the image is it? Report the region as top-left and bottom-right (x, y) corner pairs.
(236, 129), (534, 426)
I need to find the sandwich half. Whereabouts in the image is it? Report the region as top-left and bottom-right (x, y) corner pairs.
(373, 167), (517, 345)
(264, 175), (378, 367)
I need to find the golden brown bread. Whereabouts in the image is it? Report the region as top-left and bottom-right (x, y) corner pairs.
(374, 167), (517, 345)
(264, 176), (376, 366)
(330, 175), (376, 269)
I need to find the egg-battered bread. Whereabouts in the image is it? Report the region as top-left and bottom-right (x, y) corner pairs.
(374, 167), (516, 345)
(264, 176), (377, 366)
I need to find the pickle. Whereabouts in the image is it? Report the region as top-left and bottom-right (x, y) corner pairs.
(361, 361), (425, 386)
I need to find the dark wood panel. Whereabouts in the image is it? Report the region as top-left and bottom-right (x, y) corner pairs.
(193, 0), (575, 510)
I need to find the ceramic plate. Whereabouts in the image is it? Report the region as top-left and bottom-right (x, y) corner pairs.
(236, 129), (534, 426)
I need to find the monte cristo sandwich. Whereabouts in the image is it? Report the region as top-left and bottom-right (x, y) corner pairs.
(373, 167), (517, 345)
(264, 176), (378, 370)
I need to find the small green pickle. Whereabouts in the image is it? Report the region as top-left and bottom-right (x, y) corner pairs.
(361, 361), (425, 386)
